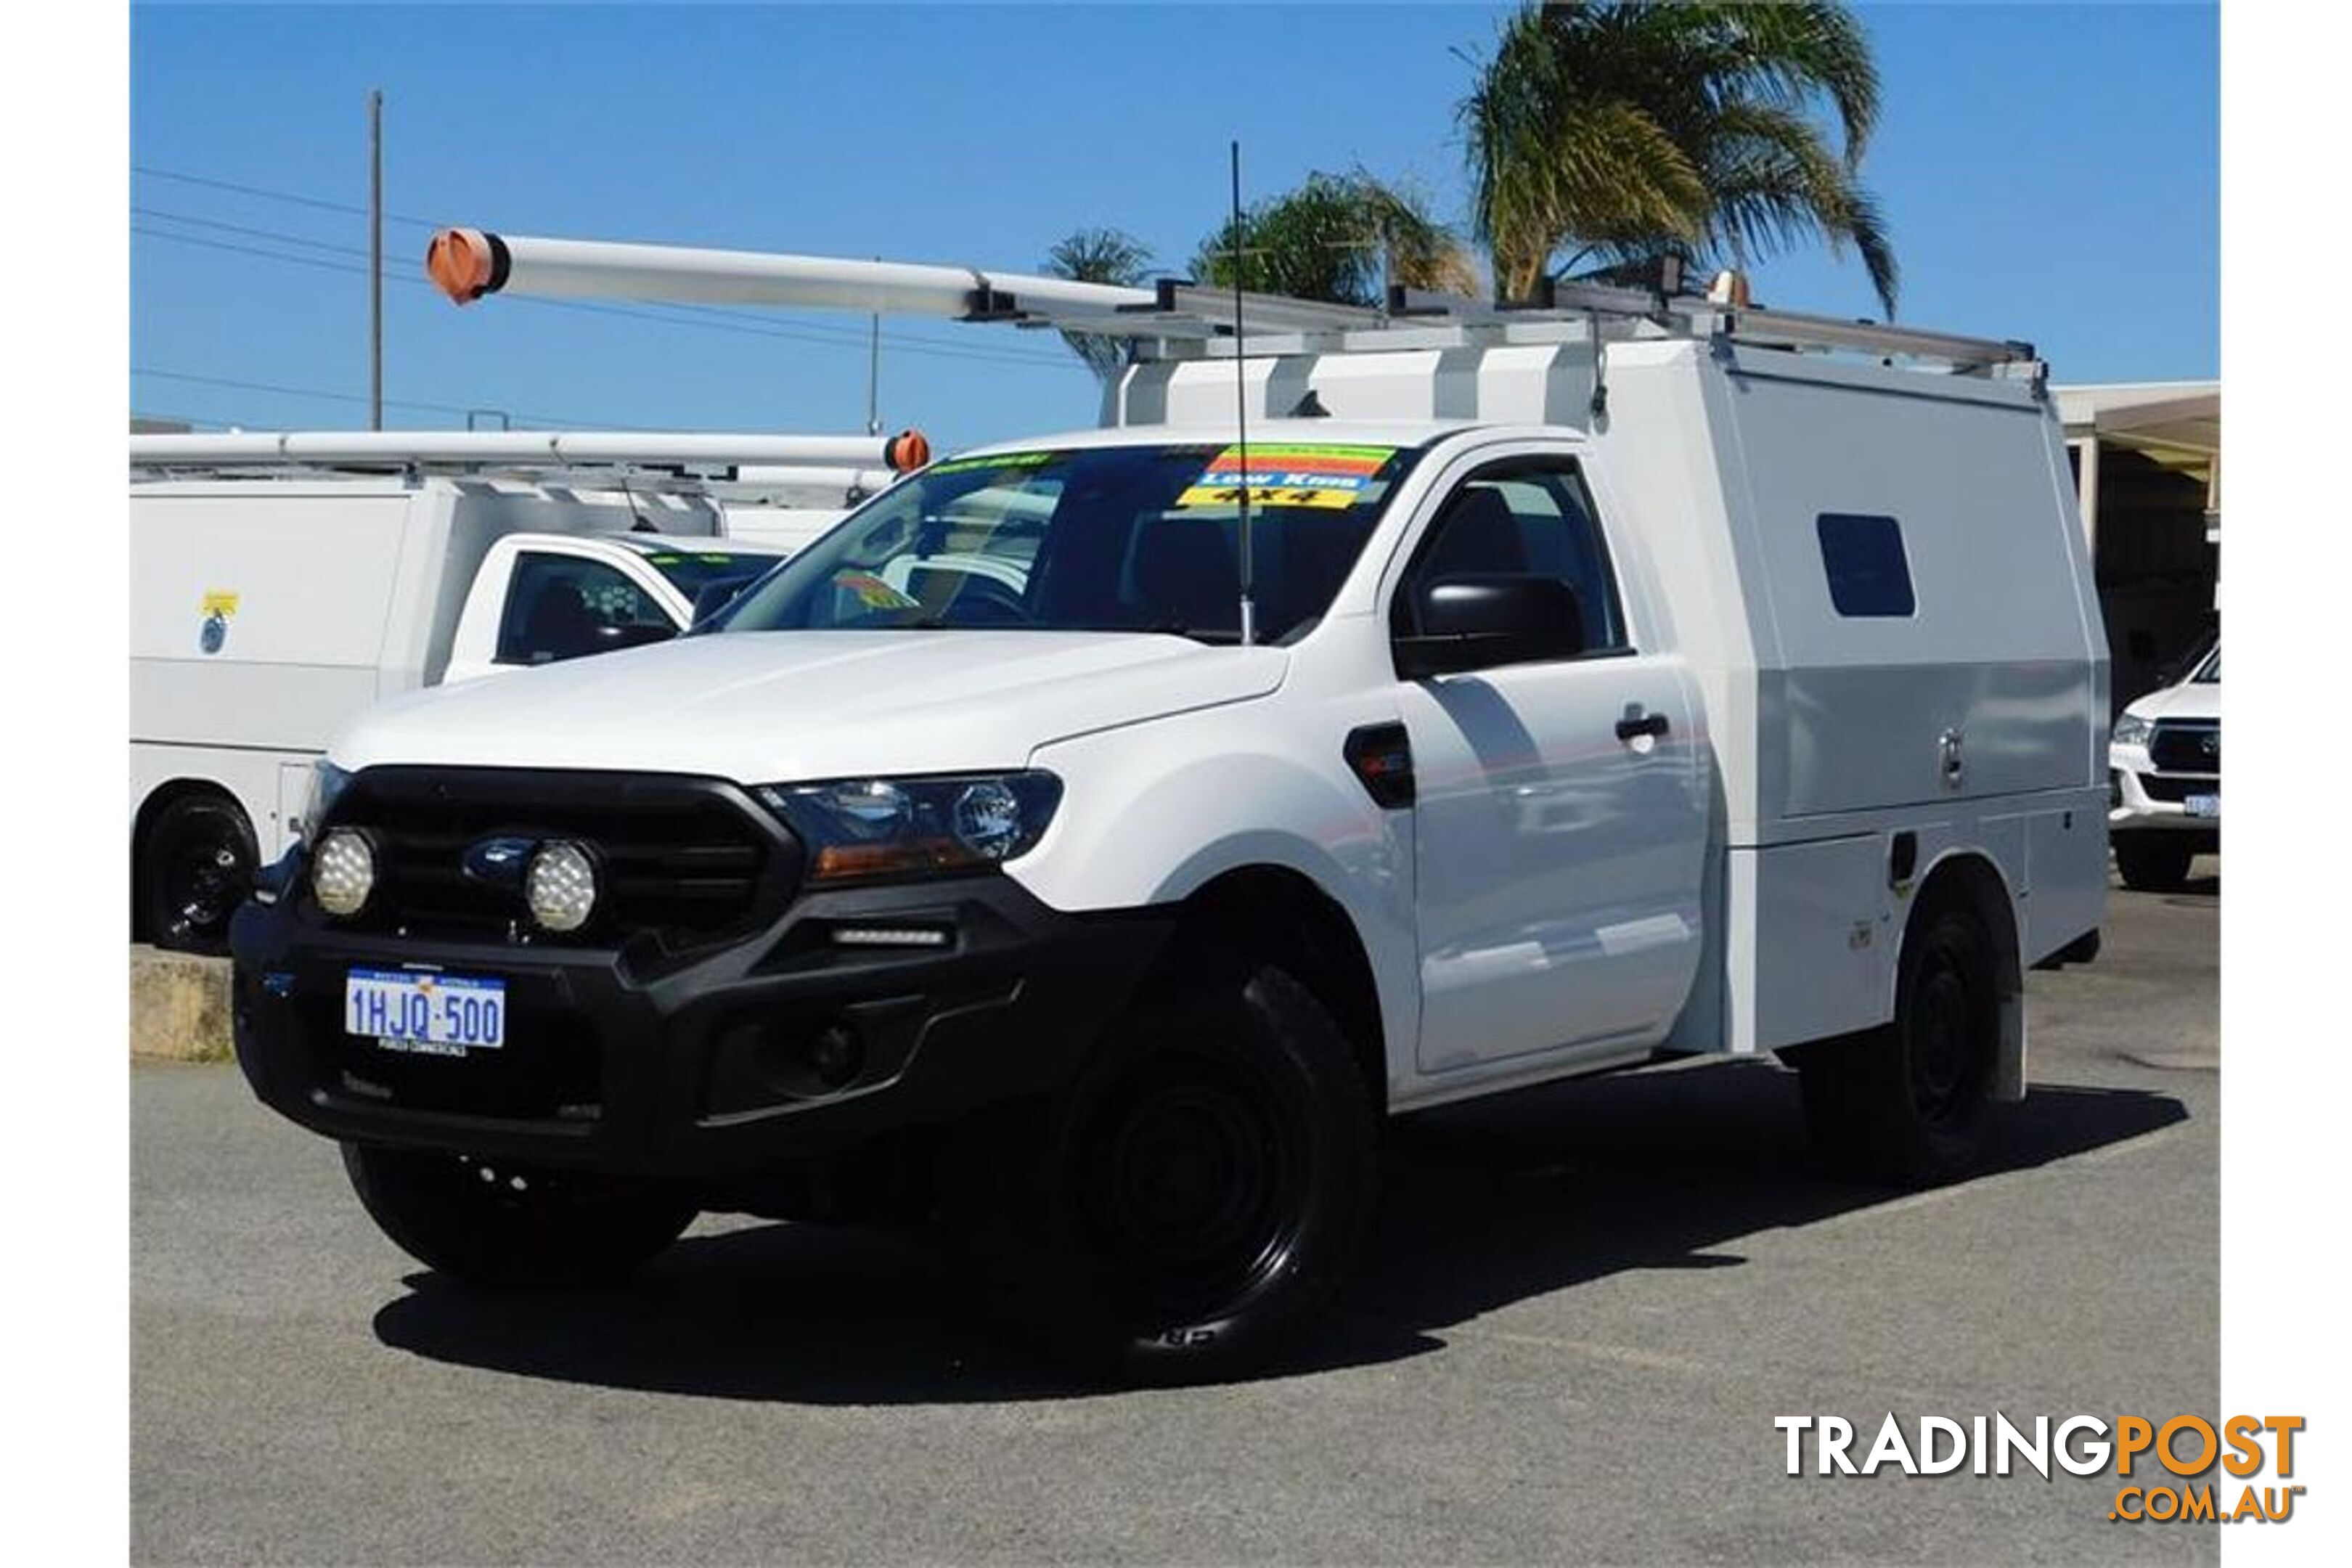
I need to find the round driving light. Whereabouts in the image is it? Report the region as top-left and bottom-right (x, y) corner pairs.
(952, 780), (1024, 859)
(311, 828), (376, 918)
(525, 841), (597, 933)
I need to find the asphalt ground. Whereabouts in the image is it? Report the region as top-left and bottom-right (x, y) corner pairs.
(132, 865), (2218, 1565)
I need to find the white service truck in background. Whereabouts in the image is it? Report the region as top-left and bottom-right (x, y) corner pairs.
(129, 430), (920, 950)
(229, 236), (2109, 1381)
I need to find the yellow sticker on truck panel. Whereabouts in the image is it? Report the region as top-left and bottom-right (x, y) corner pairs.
(1174, 444), (1395, 511)
(200, 590), (240, 616)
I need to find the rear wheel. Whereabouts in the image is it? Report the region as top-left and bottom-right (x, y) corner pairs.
(139, 795), (257, 954)
(342, 1143), (696, 1289)
(2114, 835), (2197, 891)
(1797, 893), (2002, 1185)
(955, 950), (1378, 1382)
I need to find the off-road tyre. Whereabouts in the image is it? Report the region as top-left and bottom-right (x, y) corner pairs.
(2113, 835), (2197, 892)
(1795, 891), (2003, 1186)
(952, 947), (1379, 1384)
(342, 1143), (696, 1289)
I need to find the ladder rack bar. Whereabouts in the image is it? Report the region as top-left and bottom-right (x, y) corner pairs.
(1718, 305), (2033, 367)
(422, 226), (2041, 375)
(1389, 281), (2030, 367)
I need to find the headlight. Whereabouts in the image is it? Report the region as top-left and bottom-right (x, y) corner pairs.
(302, 760), (353, 844)
(759, 772), (1061, 884)
(2111, 713), (2153, 750)
(311, 828), (376, 918)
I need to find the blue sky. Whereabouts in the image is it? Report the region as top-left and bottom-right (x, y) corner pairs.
(130, 2), (2218, 449)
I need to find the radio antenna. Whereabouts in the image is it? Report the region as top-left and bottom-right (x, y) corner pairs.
(1230, 139), (1255, 647)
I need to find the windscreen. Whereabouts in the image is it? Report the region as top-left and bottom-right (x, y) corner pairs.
(711, 441), (1422, 643)
(636, 548), (786, 598)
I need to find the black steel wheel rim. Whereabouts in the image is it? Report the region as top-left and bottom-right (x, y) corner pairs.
(1079, 1048), (1309, 1321)
(1908, 931), (1983, 1124)
(163, 834), (247, 940)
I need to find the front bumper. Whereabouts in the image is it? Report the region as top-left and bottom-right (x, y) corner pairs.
(2107, 747), (2221, 836)
(229, 856), (1175, 1182)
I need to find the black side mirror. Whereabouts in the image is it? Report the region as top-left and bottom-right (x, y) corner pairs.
(596, 621), (678, 653)
(1394, 573), (1586, 680)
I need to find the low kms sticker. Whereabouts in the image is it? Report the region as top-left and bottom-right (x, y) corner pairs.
(1175, 444), (1395, 511)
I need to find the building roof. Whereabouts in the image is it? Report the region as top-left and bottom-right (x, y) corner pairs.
(2055, 381), (2219, 484)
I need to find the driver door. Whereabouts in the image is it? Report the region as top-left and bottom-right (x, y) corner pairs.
(1393, 453), (1709, 1074)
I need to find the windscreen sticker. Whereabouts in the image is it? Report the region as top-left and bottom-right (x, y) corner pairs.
(923, 451), (1061, 477)
(1175, 444), (1396, 511)
(836, 571), (918, 611)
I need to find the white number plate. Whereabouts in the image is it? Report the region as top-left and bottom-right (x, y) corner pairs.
(346, 969), (506, 1055)
(2184, 793), (2219, 819)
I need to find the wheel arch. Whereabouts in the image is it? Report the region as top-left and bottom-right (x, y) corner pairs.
(131, 779), (256, 942)
(1900, 849), (2028, 1103)
(1171, 864), (1390, 1115)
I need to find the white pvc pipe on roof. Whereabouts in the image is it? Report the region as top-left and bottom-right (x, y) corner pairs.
(427, 227), (1155, 319)
(129, 430), (920, 470)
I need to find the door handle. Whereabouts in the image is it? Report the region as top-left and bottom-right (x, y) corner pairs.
(1615, 709), (1671, 743)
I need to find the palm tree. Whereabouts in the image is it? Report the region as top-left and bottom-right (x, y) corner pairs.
(1459, 1), (1897, 316)
(1192, 169), (1482, 307)
(1040, 227), (1156, 385)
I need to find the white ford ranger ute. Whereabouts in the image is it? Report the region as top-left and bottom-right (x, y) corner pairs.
(232, 394), (2107, 1379)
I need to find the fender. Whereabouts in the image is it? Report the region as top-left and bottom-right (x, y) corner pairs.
(1016, 709), (1420, 1085)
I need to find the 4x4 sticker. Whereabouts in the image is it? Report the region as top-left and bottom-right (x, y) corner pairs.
(1175, 444), (1395, 511)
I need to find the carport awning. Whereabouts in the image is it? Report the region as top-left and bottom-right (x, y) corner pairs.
(2057, 382), (2221, 490)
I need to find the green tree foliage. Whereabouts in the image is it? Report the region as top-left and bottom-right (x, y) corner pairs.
(1458, 1), (1897, 314)
(1040, 226), (1156, 386)
(1191, 170), (1481, 308)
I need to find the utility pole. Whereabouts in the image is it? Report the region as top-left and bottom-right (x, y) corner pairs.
(369, 89), (384, 430)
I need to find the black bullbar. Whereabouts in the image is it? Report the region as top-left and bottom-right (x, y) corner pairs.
(228, 784), (1177, 1183)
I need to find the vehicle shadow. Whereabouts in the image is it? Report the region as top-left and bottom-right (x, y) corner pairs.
(370, 1061), (2187, 1403)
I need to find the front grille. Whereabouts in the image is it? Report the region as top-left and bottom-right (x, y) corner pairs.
(322, 768), (799, 950)
(2149, 720), (2220, 775)
(2137, 773), (2216, 804)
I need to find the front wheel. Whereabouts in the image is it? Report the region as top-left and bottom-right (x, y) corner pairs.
(955, 951), (1379, 1382)
(2114, 834), (2197, 891)
(1795, 893), (2003, 1185)
(341, 1143), (696, 1289)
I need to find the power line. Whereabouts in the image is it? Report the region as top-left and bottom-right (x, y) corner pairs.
(134, 163), (437, 227)
(131, 163), (1078, 367)
(133, 206), (376, 258)
(129, 364), (662, 430)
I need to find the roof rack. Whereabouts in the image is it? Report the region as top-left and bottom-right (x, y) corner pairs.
(421, 226), (2043, 382)
(1383, 278), (2034, 374)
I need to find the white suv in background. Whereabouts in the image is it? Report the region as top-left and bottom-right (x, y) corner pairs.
(2109, 636), (2219, 890)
